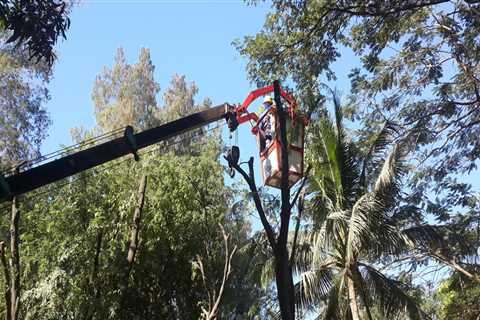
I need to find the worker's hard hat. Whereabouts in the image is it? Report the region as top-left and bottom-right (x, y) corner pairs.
(263, 95), (273, 104)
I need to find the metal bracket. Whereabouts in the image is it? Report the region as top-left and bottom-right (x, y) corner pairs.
(124, 126), (140, 161)
(225, 145), (240, 178)
(225, 103), (238, 132)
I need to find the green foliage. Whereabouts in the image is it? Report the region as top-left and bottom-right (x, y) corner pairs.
(238, 2), (480, 315)
(0, 0), (71, 65)
(296, 104), (425, 319)
(15, 146), (234, 319)
(435, 273), (480, 320)
(0, 36), (51, 169)
(92, 47), (161, 133)
(0, 46), (270, 319)
(236, 0), (480, 220)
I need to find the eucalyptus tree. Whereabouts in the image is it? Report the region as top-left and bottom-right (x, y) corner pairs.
(294, 100), (427, 319)
(92, 47), (161, 133)
(0, 38), (51, 170)
(0, 36), (53, 320)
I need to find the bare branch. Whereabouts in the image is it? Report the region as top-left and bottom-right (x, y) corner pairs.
(197, 224), (238, 320)
(332, 0), (450, 17)
(226, 156), (277, 251)
(0, 241), (12, 320)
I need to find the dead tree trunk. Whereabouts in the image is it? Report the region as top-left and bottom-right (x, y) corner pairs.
(9, 196), (20, 320)
(274, 80), (296, 320)
(125, 175), (147, 280)
(196, 224), (237, 320)
(86, 228), (103, 320)
(120, 175), (147, 314)
(226, 80), (307, 320)
(0, 242), (12, 320)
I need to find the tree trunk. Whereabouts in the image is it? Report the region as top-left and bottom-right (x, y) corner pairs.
(274, 80), (296, 320)
(347, 274), (360, 320)
(226, 81), (298, 320)
(0, 242), (12, 320)
(125, 174), (147, 280)
(274, 247), (295, 320)
(86, 229), (103, 320)
(120, 175), (147, 314)
(9, 196), (20, 320)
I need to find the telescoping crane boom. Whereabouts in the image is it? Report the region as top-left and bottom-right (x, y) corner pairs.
(0, 82), (306, 203)
(0, 103), (237, 203)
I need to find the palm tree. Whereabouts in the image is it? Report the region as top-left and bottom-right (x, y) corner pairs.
(294, 98), (426, 319)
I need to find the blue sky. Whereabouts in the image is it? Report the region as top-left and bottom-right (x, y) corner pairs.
(44, 0), (273, 153)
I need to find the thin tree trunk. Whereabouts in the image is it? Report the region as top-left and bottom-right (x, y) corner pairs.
(347, 274), (360, 320)
(0, 242), (12, 320)
(120, 175), (147, 314)
(9, 196), (20, 320)
(86, 229), (103, 320)
(125, 175), (147, 280)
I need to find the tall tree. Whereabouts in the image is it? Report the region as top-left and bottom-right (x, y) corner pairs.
(0, 40), (54, 318)
(0, 39), (51, 170)
(294, 100), (426, 319)
(160, 73), (212, 154)
(92, 47), (160, 133)
(226, 81), (308, 319)
(236, 1), (480, 305)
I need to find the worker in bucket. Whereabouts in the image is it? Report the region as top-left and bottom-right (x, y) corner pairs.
(258, 96), (275, 152)
(256, 95), (274, 116)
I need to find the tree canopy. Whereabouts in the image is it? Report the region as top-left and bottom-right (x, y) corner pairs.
(0, 0), (71, 65)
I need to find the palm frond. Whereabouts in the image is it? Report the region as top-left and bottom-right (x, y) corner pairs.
(359, 263), (427, 320)
(372, 143), (406, 210)
(296, 266), (334, 313)
(323, 274), (345, 320)
(309, 186), (336, 229)
(402, 225), (444, 251)
(317, 116), (344, 204)
(332, 93), (361, 208)
(346, 144), (407, 262)
(290, 230), (315, 275)
(359, 121), (399, 189)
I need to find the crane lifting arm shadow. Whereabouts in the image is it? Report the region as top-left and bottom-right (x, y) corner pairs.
(0, 83), (307, 203)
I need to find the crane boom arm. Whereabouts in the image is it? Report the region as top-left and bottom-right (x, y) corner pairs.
(1, 103), (233, 202)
